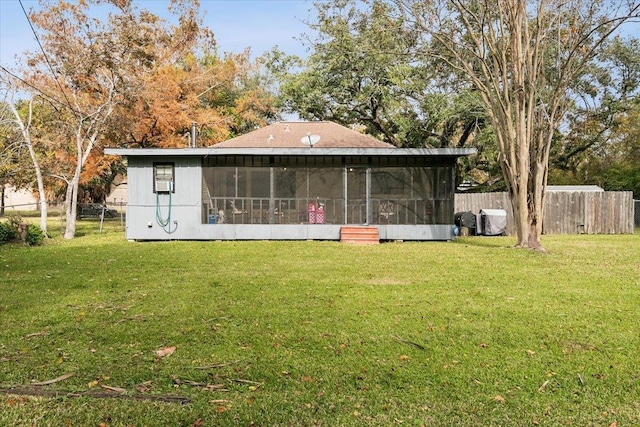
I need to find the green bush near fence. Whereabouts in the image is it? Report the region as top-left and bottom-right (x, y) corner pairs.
(0, 216), (44, 246)
(0, 220), (17, 243)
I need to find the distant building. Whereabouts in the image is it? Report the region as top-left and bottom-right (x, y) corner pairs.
(1, 185), (39, 211)
(107, 174), (127, 205)
(546, 185), (604, 192)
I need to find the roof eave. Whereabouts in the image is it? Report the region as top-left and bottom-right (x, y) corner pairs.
(105, 147), (477, 157)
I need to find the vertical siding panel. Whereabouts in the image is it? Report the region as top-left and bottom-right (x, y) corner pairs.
(584, 193), (592, 234)
(625, 192), (634, 233)
(608, 193), (615, 233)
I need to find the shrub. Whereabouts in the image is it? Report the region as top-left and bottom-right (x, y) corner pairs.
(0, 221), (16, 244)
(0, 216), (45, 246)
(26, 224), (45, 246)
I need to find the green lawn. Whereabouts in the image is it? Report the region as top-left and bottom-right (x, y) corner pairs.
(1, 219), (639, 426)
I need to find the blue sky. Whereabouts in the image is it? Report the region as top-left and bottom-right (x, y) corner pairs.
(0, 0), (316, 68)
(2, 0), (638, 70)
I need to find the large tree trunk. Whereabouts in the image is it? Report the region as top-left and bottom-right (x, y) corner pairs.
(34, 157), (48, 236)
(63, 131), (83, 239)
(64, 126), (100, 239)
(27, 138), (48, 236)
(10, 99), (48, 235)
(63, 177), (79, 239)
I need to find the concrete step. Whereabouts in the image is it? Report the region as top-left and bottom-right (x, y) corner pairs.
(340, 226), (380, 244)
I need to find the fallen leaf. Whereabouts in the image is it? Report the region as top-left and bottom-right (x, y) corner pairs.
(538, 380), (550, 391)
(526, 350), (536, 356)
(156, 346), (176, 358)
(101, 385), (127, 393)
(136, 381), (152, 393)
(494, 395), (505, 404)
(25, 331), (48, 339)
(399, 355), (409, 361)
(609, 422), (617, 427)
(301, 376), (314, 383)
(32, 373), (74, 386)
(5, 397), (28, 406)
(88, 380), (99, 388)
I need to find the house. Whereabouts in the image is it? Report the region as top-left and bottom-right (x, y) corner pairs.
(106, 174), (128, 205)
(1, 185), (39, 211)
(105, 121), (475, 241)
(546, 185), (604, 193)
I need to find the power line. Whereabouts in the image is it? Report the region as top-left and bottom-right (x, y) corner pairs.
(18, 0), (78, 118)
(0, 65), (85, 115)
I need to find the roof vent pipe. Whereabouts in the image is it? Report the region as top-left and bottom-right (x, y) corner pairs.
(191, 122), (197, 147)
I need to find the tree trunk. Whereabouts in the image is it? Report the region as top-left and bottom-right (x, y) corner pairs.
(64, 124), (98, 239)
(63, 172), (80, 239)
(9, 99), (48, 235)
(24, 130), (49, 236)
(34, 157), (48, 236)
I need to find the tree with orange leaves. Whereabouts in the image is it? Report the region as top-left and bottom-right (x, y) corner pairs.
(19, 0), (204, 238)
(4, 0), (277, 238)
(115, 49), (277, 149)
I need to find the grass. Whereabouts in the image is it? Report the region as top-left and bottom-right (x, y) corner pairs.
(1, 218), (639, 426)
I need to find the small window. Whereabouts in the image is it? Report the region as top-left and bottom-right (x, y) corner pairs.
(154, 163), (175, 193)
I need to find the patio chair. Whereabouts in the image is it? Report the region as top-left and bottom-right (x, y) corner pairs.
(379, 201), (395, 224)
(229, 200), (247, 215)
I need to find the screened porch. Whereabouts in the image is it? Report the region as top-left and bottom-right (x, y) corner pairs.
(201, 156), (455, 226)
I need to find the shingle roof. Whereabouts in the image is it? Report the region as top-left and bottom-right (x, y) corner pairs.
(211, 121), (396, 149)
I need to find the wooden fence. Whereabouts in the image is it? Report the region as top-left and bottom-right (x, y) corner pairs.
(454, 191), (634, 235)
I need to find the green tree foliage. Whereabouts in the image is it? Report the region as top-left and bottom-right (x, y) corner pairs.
(267, 0), (488, 150)
(0, 101), (38, 196)
(550, 37), (640, 197)
(0, 94), (54, 232)
(0, 221), (16, 243)
(0, 105), (30, 199)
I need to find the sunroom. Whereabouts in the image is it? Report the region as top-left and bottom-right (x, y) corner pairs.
(202, 155), (457, 227)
